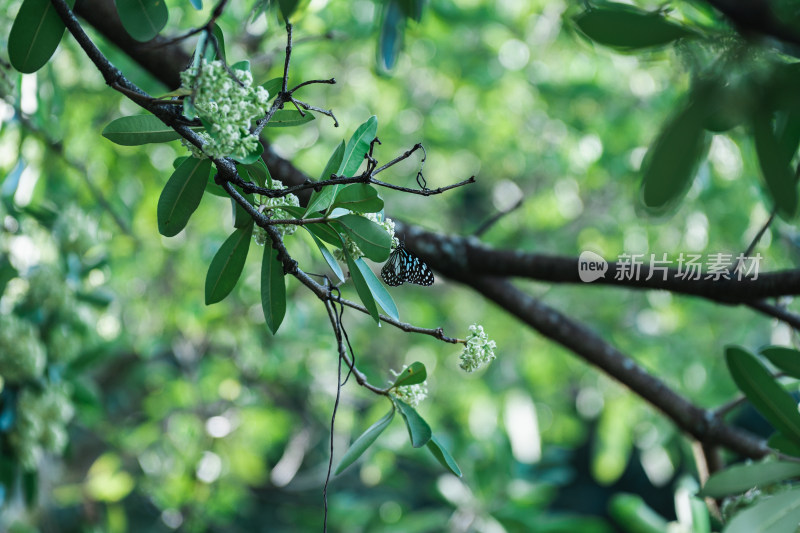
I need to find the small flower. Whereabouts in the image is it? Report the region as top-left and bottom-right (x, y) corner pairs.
(389, 366), (428, 408)
(459, 324), (497, 373)
(253, 180), (301, 243)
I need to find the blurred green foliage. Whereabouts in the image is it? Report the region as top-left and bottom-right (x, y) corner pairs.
(2, 0), (800, 531)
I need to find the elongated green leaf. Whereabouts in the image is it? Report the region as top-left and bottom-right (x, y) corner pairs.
(210, 23), (226, 62)
(232, 192), (255, 228)
(723, 486), (800, 533)
(640, 104), (708, 215)
(574, 4), (694, 50)
(427, 436), (462, 477)
(205, 223), (253, 305)
(392, 362), (426, 387)
(395, 398), (431, 448)
(261, 78), (283, 101)
(354, 258), (398, 320)
(379, 1), (404, 72)
(332, 214), (391, 262)
(608, 494), (669, 533)
(261, 244), (286, 334)
(725, 346), (800, 445)
(278, 0), (299, 20)
(700, 461), (800, 498)
(306, 230), (345, 283)
(115, 0), (168, 42)
(242, 158), (271, 188)
(344, 249), (380, 324)
(103, 115), (200, 146)
(232, 142), (263, 164)
(761, 346), (800, 380)
(334, 407), (395, 475)
(768, 432), (800, 457)
(331, 184), (384, 213)
(157, 158), (212, 237)
(754, 111), (798, 219)
(304, 141), (346, 216)
(303, 222), (343, 248)
(266, 109), (315, 128)
(8, 0), (75, 73)
(339, 116), (378, 177)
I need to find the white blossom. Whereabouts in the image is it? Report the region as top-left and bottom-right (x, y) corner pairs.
(459, 324), (497, 373)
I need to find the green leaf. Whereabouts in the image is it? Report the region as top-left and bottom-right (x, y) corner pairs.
(331, 214), (391, 262)
(8, 0), (75, 73)
(102, 115), (200, 146)
(379, 1), (405, 72)
(768, 432), (800, 457)
(115, 0), (168, 42)
(304, 140), (346, 216)
(261, 78), (283, 101)
(353, 258), (398, 320)
(761, 346), (800, 380)
(306, 230), (345, 283)
(0, 256), (18, 298)
(427, 436), (462, 477)
(723, 486), (800, 533)
(334, 407), (395, 475)
(640, 104), (708, 215)
(232, 192), (255, 228)
(344, 248), (380, 324)
(243, 158), (272, 188)
(266, 109), (315, 128)
(261, 243), (286, 334)
(157, 157), (212, 237)
(394, 398), (432, 448)
(231, 60), (251, 73)
(574, 4), (694, 51)
(278, 0), (299, 20)
(725, 346), (800, 445)
(331, 184), (384, 213)
(608, 494), (669, 533)
(339, 116), (378, 177)
(205, 223), (253, 305)
(210, 23), (226, 62)
(303, 221), (344, 248)
(392, 362), (426, 387)
(700, 461), (800, 498)
(753, 111), (798, 219)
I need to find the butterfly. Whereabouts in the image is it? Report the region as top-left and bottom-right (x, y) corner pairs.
(380, 243), (435, 286)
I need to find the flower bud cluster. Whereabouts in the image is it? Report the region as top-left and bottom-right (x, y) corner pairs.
(0, 313), (46, 383)
(459, 324), (497, 373)
(180, 60), (271, 160)
(253, 180), (301, 244)
(389, 366), (428, 408)
(9, 384), (74, 470)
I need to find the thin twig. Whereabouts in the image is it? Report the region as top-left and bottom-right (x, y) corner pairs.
(473, 196), (524, 237)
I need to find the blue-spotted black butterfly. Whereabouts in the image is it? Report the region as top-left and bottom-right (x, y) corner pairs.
(380, 243), (434, 286)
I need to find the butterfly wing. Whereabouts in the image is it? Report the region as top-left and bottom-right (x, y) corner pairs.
(380, 248), (405, 286)
(400, 248), (435, 286)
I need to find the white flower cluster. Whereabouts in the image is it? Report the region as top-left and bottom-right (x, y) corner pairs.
(9, 384), (74, 470)
(0, 313), (46, 383)
(459, 324), (497, 373)
(180, 60), (270, 160)
(389, 367), (428, 408)
(253, 179), (301, 243)
(333, 212), (397, 261)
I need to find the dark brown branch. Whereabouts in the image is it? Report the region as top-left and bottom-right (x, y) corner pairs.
(468, 276), (768, 459)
